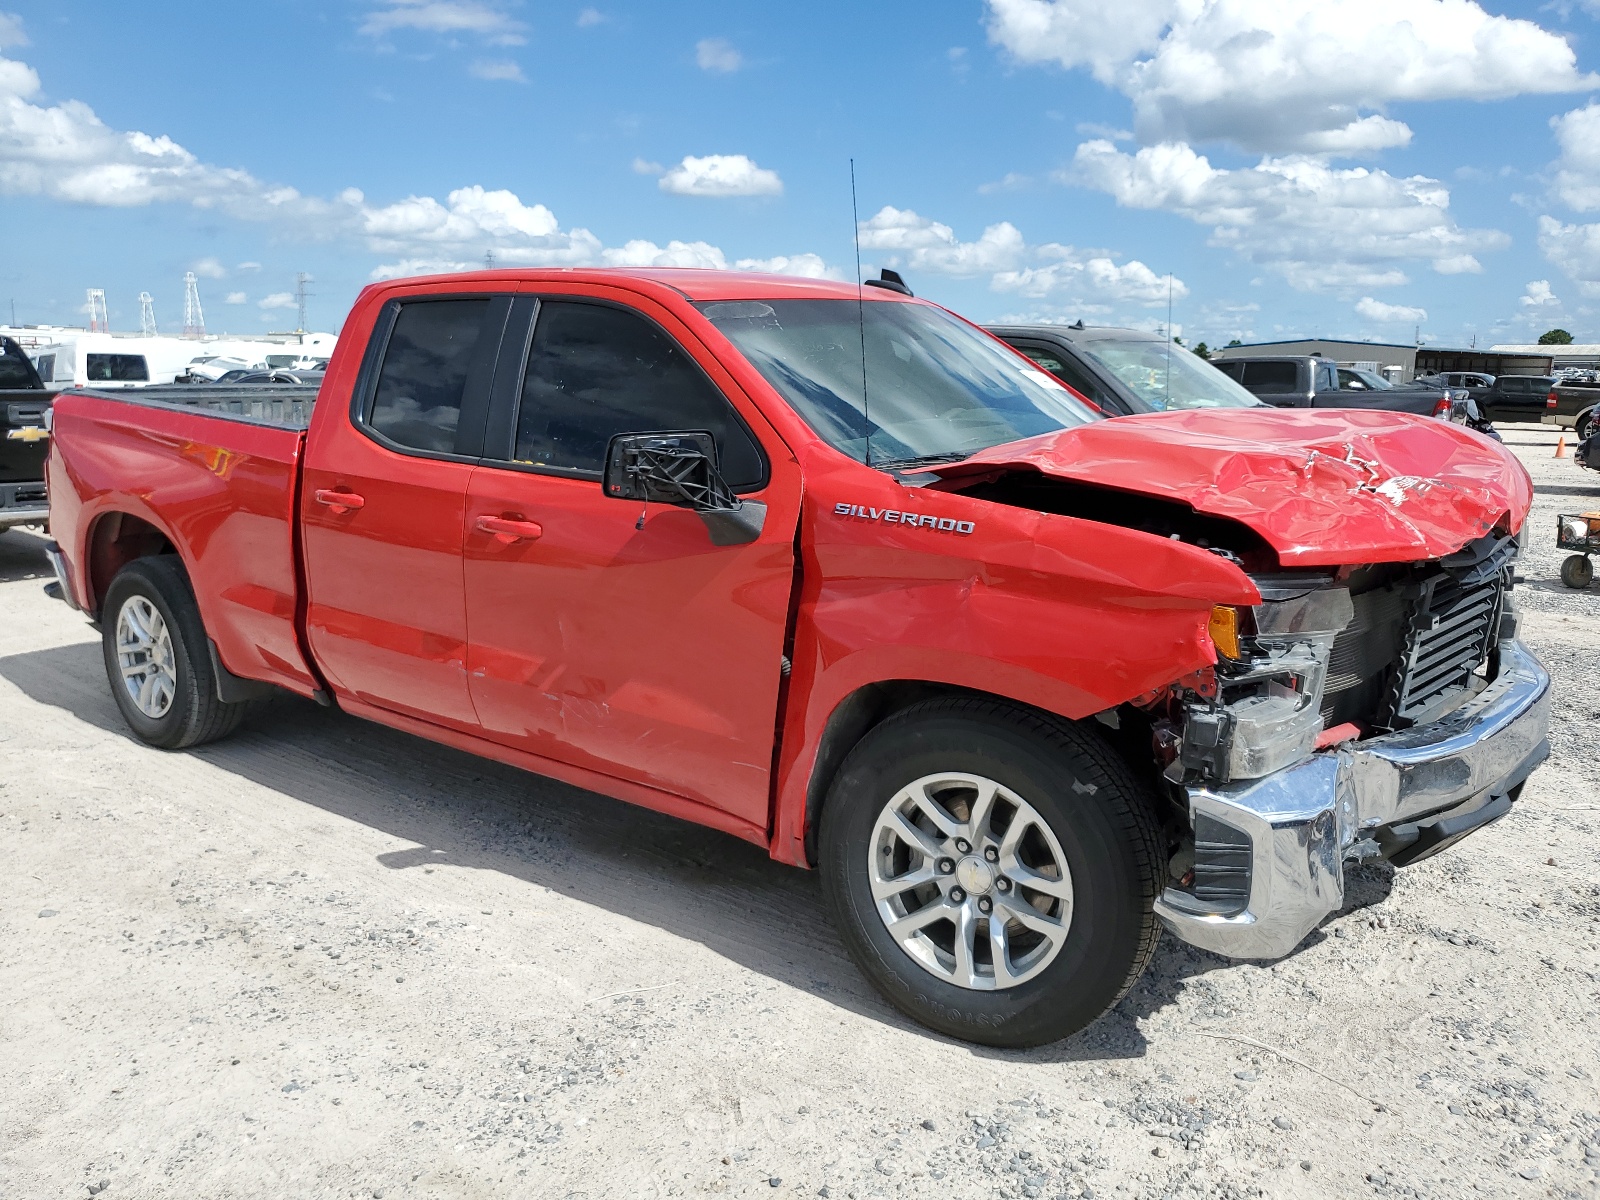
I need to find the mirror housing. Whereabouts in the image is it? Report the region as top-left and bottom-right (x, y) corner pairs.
(604, 431), (740, 513)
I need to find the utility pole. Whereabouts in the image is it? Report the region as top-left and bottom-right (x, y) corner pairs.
(182, 273), (206, 337)
(139, 292), (158, 338)
(86, 289), (108, 333)
(484, 249), (496, 270)
(295, 272), (313, 335)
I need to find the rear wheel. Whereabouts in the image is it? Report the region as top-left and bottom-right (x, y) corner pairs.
(101, 556), (247, 748)
(1562, 554), (1594, 590)
(819, 697), (1164, 1047)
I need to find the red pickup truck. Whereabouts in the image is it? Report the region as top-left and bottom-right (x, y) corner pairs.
(44, 269), (1551, 1046)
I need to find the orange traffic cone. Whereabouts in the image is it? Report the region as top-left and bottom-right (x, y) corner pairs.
(1556, 435), (1567, 458)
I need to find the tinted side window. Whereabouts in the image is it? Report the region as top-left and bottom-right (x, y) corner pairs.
(514, 301), (764, 488)
(1500, 377), (1527, 395)
(35, 354), (54, 383)
(86, 354), (149, 382)
(1317, 364), (1338, 392)
(0, 342), (35, 388)
(369, 299), (491, 453)
(1241, 361), (1300, 394)
(1014, 345), (1106, 403)
(1211, 360), (1244, 381)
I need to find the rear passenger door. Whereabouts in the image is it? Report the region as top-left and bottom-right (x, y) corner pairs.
(460, 290), (801, 832)
(1239, 361), (1309, 407)
(301, 288), (509, 730)
(1005, 340), (1130, 413)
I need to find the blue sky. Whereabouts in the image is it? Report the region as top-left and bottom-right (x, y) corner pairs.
(4, 0), (1600, 349)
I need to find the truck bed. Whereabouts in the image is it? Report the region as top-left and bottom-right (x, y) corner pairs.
(79, 383), (318, 430)
(48, 386), (321, 698)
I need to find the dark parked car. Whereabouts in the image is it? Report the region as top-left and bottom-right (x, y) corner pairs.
(0, 335), (52, 530)
(987, 324), (1263, 415)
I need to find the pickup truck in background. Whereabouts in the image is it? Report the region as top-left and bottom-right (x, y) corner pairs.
(1, 335), (53, 530)
(986, 323), (1263, 415)
(1546, 382), (1597, 439)
(45, 269), (1551, 1047)
(1458, 375), (1559, 423)
(1211, 354), (1456, 417)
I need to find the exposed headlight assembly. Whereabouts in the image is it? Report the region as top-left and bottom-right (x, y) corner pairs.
(1180, 583), (1353, 784)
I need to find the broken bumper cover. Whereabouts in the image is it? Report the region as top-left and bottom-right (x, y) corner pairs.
(1154, 639), (1551, 960)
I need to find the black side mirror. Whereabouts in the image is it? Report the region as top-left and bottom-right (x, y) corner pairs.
(603, 431), (766, 545)
(604, 431), (739, 512)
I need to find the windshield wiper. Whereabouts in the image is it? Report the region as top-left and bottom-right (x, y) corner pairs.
(870, 451), (972, 472)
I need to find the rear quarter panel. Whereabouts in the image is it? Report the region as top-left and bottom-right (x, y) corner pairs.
(48, 394), (318, 695)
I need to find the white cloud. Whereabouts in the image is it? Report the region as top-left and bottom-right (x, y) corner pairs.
(1070, 139), (1505, 290)
(859, 205), (1181, 308)
(224, 291), (248, 304)
(0, 48), (828, 289)
(0, 11), (27, 49)
(1355, 296), (1426, 323)
(577, 8), (606, 27)
(978, 172), (1031, 195)
(1551, 103), (1600, 213)
(468, 59), (525, 82)
(658, 154), (782, 198)
(986, 0), (1595, 155)
(259, 293), (296, 310)
(359, 0), (525, 45)
(631, 157), (663, 175)
(1537, 215), (1600, 296)
(732, 253), (840, 280)
(1520, 279), (1559, 308)
(695, 37), (742, 73)
(191, 256), (226, 279)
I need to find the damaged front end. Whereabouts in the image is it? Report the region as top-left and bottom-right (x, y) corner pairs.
(1148, 534), (1551, 959)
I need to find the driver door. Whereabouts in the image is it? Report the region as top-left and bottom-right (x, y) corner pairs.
(462, 293), (800, 832)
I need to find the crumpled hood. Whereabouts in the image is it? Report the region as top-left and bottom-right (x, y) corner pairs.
(930, 407), (1533, 567)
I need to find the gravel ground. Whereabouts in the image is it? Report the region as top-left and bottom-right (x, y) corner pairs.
(1, 425), (1597, 1200)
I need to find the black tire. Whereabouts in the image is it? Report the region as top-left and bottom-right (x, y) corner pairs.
(101, 556), (247, 749)
(1576, 408), (1594, 441)
(1561, 554), (1594, 590)
(818, 697), (1164, 1048)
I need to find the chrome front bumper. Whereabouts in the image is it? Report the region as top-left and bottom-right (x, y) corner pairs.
(1154, 639), (1551, 960)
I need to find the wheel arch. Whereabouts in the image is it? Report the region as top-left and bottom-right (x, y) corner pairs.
(85, 510), (180, 618)
(798, 680), (1088, 868)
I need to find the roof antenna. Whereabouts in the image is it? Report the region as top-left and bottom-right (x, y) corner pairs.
(851, 158), (870, 467)
(1164, 271), (1174, 406)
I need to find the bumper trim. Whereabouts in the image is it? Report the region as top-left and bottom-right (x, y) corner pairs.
(1155, 639), (1550, 960)
(42, 539), (80, 611)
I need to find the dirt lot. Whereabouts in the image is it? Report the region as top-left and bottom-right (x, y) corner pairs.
(2, 425), (1598, 1200)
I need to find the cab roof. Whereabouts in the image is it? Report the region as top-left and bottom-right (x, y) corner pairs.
(373, 267), (914, 303)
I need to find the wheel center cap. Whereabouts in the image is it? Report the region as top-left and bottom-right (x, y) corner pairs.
(954, 856), (995, 896)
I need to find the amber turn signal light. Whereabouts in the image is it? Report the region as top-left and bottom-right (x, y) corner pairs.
(1208, 606), (1242, 660)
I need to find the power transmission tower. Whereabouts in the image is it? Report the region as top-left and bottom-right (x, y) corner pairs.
(182, 272), (206, 337)
(295, 272), (313, 334)
(86, 289), (108, 332)
(139, 292), (158, 337)
(484, 249), (496, 269)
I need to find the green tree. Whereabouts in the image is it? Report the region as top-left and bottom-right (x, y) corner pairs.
(1226, 338), (1242, 348)
(1193, 341), (1212, 359)
(1538, 328), (1574, 345)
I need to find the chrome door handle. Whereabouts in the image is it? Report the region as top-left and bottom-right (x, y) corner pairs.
(314, 488), (365, 513)
(476, 515), (544, 543)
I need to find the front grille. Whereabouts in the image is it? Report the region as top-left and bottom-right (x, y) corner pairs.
(1378, 537), (1513, 729)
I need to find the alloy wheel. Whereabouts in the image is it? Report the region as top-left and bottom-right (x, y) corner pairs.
(867, 772), (1073, 990)
(115, 595), (178, 719)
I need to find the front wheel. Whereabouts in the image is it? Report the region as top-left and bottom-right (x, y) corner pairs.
(819, 697), (1164, 1047)
(101, 556), (247, 749)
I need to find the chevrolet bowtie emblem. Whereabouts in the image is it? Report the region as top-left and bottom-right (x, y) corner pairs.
(5, 426), (48, 443)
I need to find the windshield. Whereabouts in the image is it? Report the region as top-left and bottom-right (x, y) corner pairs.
(1071, 337), (1260, 411)
(698, 299), (1095, 465)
